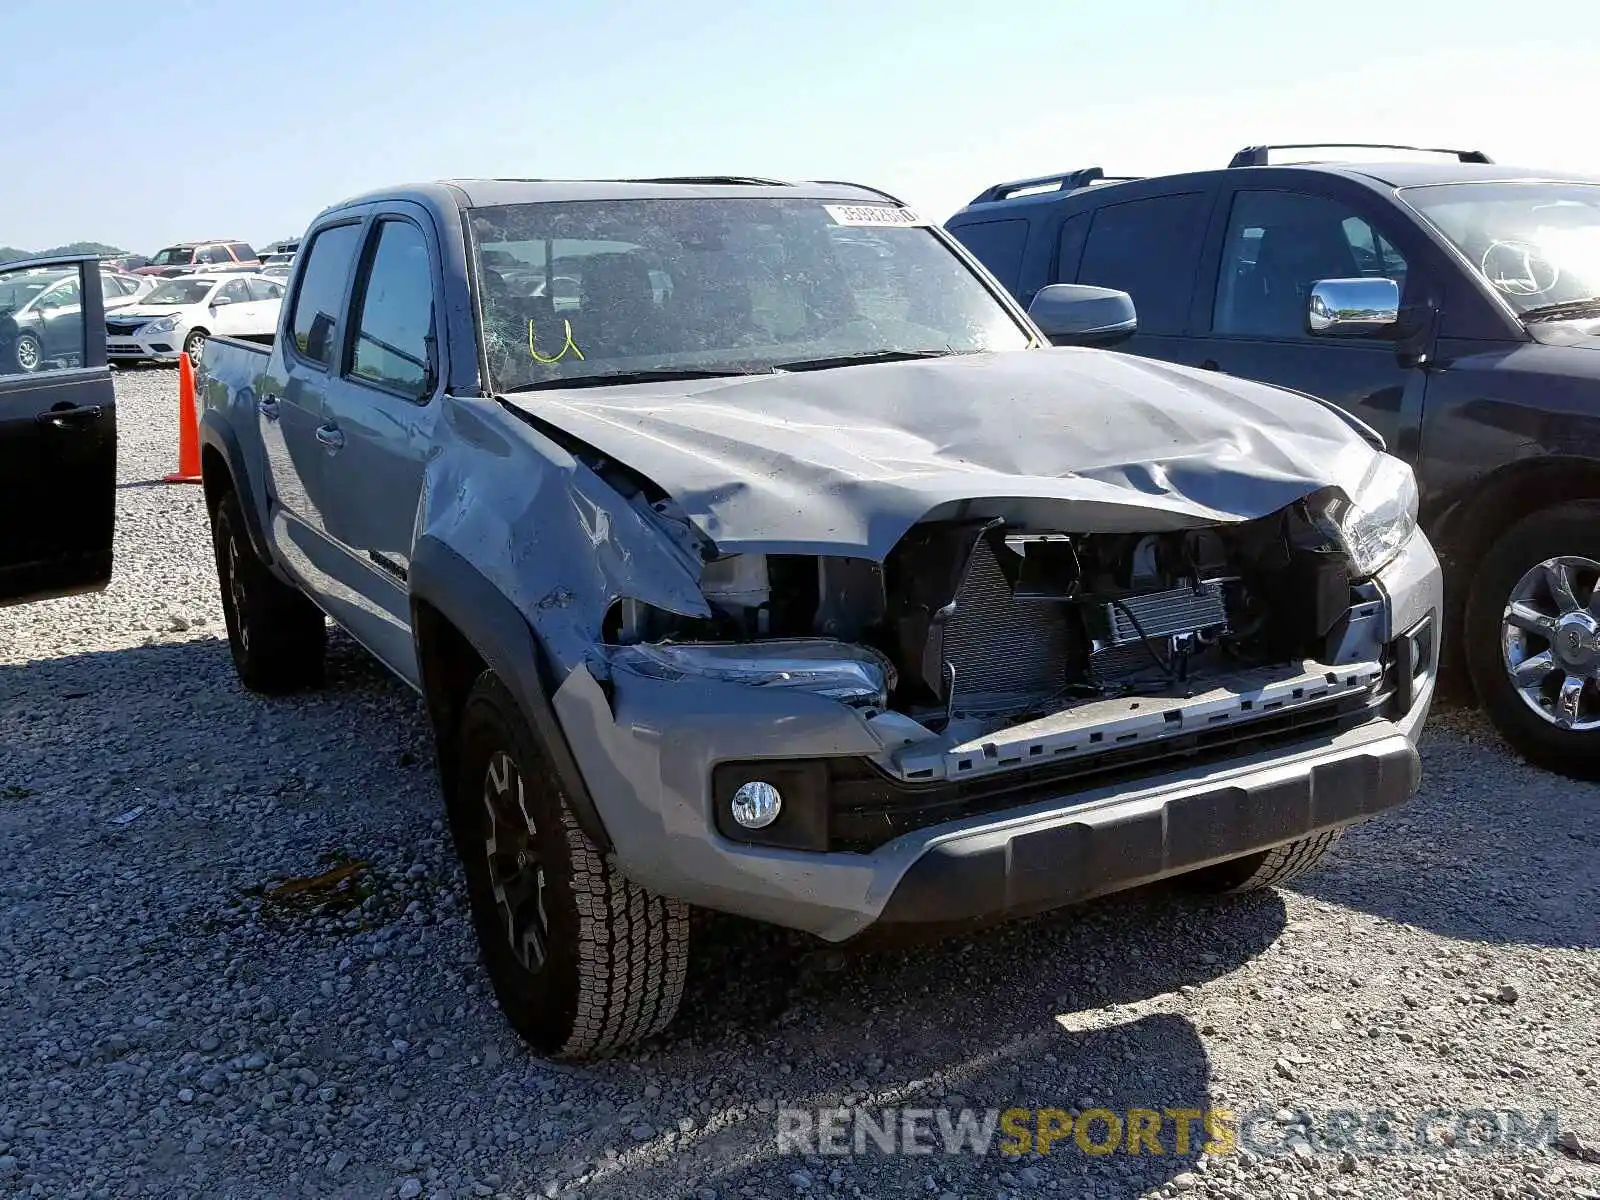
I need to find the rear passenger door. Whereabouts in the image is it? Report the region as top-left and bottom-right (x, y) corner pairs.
(0, 259), (116, 606)
(1182, 185), (1425, 454)
(306, 207), (442, 683)
(1059, 187), (1213, 362)
(258, 217), (365, 595)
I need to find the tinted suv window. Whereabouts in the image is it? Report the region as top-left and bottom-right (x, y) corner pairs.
(1212, 190), (1408, 338)
(290, 222), (362, 366)
(1076, 193), (1207, 334)
(196, 245), (231, 265)
(950, 218), (1029, 292)
(348, 220), (434, 399)
(229, 243), (256, 262)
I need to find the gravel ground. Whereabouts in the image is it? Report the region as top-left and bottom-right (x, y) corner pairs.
(0, 368), (1597, 1200)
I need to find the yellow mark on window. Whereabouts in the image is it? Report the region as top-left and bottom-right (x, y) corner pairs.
(529, 318), (584, 364)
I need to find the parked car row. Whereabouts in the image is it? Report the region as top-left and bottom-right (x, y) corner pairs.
(134, 240), (264, 278)
(105, 272), (284, 367)
(0, 264), (159, 372)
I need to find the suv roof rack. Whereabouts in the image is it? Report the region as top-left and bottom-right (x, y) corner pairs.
(625, 175), (794, 187)
(1228, 143), (1493, 167)
(807, 179), (910, 205)
(966, 167), (1142, 206)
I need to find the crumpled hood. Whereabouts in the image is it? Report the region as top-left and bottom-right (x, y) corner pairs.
(506, 348), (1383, 558)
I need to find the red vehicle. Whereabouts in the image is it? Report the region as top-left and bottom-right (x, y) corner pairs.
(135, 240), (260, 277)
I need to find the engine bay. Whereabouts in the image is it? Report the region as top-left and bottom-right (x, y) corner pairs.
(604, 498), (1374, 754)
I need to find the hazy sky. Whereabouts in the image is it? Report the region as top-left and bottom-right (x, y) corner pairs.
(3, 0), (1597, 252)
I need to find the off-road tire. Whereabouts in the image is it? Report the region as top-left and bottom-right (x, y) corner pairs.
(210, 487), (326, 693)
(450, 671), (688, 1058)
(1465, 502), (1600, 780)
(1181, 830), (1344, 893)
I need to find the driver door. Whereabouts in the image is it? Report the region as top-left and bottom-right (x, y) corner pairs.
(0, 258), (116, 605)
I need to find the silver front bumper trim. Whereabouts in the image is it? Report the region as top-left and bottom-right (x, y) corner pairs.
(893, 659), (1385, 783)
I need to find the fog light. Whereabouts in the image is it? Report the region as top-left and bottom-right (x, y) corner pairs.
(730, 781), (782, 829)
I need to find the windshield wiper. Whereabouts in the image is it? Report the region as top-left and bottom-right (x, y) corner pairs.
(770, 349), (957, 372)
(504, 368), (775, 393)
(1518, 297), (1600, 323)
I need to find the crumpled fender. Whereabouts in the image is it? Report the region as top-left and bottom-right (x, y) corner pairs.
(416, 395), (711, 673)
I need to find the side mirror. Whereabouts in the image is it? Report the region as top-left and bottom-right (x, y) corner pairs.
(211, 295), (233, 307)
(1307, 277), (1399, 336)
(1026, 284), (1137, 346)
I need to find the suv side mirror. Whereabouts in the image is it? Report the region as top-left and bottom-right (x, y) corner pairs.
(1026, 284), (1137, 346)
(1307, 277), (1400, 336)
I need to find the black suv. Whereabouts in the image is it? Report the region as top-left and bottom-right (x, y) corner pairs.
(948, 144), (1600, 779)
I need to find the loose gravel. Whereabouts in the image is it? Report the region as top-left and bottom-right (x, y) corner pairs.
(0, 368), (1596, 1200)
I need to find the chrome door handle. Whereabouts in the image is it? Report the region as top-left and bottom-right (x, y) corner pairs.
(258, 394), (280, 421)
(315, 424), (345, 452)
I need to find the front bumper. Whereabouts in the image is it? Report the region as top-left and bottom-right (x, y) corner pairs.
(107, 327), (182, 360)
(552, 530), (1441, 942)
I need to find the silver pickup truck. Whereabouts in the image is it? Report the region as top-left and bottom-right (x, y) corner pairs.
(196, 177), (1440, 1059)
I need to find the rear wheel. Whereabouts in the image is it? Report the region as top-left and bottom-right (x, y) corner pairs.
(1182, 830), (1344, 893)
(448, 672), (689, 1058)
(1466, 502), (1600, 779)
(210, 487), (326, 693)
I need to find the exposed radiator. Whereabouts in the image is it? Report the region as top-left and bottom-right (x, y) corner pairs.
(941, 538), (1071, 708)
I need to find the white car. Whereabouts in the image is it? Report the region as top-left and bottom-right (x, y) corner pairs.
(105, 273), (283, 366)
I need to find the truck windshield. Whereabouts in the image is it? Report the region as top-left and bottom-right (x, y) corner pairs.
(143, 280), (214, 305)
(467, 197), (1031, 392)
(1399, 182), (1600, 316)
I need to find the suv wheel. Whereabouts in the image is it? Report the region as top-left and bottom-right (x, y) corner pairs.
(1467, 502), (1600, 779)
(1181, 831), (1344, 893)
(450, 672), (689, 1058)
(210, 487), (326, 693)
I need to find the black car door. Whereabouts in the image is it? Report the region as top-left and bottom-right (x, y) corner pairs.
(1181, 180), (1430, 456)
(0, 257), (116, 606)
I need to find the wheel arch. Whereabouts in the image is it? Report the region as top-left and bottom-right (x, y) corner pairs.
(1432, 456), (1600, 586)
(198, 414), (275, 566)
(409, 534), (613, 852)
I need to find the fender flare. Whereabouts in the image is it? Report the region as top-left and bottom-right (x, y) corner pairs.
(198, 410), (275, 566)
(409, 535), (612, 851)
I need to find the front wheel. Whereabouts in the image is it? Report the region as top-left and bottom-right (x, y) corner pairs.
(1466, 502), (1600, 779)
(13, 332), (41, 372)
(449, 672), (689, 1058)
(182, 328), (207, 369)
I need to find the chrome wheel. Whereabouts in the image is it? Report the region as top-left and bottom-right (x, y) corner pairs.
(184, 331), (205, 368)
(1501, 555), (1600, 730)
(481, 750), (548, 973)
(14, 334), (40, 372)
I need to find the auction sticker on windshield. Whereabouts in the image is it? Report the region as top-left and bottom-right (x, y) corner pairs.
(823, 204), (926, 227)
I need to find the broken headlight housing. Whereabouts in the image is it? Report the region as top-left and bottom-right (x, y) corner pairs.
(607, 639), (895, 707)
(1316, 454), (1419, 577)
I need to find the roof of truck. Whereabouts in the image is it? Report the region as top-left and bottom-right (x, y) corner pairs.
(320, 176), (913, 219)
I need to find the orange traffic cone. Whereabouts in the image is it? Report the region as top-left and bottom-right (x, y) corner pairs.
(164, 351), (203, 484)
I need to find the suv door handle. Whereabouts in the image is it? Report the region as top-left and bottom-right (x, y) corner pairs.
(258, 394), (280, 421)
(315, 424), (345, 452)
(36, 403), (104, 429)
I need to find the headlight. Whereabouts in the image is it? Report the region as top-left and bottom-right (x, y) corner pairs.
(142, 317), (177, 335)
(1317, 454), (1419, 577)
(607, 639), (894, 707)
